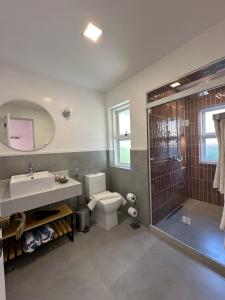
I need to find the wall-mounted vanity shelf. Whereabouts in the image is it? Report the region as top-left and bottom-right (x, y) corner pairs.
(0, 176), (82, 217)
(2, 204), (74, 263)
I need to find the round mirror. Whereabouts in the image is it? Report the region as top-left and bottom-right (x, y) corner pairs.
(0, 100), (55, 151)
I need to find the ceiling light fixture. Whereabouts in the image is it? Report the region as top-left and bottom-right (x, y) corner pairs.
(170, 82), (181, 88)
(83, 22), (103, 42)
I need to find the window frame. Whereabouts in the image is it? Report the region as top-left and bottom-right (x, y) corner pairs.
(200, 105), (225, 164)
(111, 102), (131, 168)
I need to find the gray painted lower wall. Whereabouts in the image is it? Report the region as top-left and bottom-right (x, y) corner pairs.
(0, 150), (149, 226)
(109, 150), (150, 227)
(0, 151), (108, 203)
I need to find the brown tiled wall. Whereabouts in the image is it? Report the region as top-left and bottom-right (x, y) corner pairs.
(186, 87), (224, 207)
(150, 100), (187, 225)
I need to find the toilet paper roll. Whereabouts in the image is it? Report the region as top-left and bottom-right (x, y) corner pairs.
(127, 193), (136, 203)
(128, 207), (138, 218)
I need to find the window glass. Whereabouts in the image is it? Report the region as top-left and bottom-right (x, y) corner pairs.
(200, 105), (225, 163)
(118, 109), (130, 135)
(205, 108), (225, 133)
(205, 138), (218, 161)
(111, 102), (131, 167)
(119, 140), (131, 165)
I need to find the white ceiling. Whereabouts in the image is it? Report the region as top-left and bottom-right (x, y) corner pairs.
(0, 0), (225, 92)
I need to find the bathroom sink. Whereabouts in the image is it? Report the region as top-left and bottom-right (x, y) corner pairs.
(10, 171), (55, 197)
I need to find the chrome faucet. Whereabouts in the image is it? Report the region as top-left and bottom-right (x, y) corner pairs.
(0, 212), (26, 257)
(29, 163), (34, 176)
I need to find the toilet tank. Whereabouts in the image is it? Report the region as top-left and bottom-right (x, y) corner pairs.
(85, 173), (106, 198)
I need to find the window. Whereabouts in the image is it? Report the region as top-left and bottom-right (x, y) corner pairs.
(200, 105), (225, 163)
(111, 102), (131, 167)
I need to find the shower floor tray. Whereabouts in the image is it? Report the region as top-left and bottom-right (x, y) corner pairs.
(156, 198), (225, 267)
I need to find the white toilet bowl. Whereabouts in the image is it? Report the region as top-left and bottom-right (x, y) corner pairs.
(85, 173), (123, 231)
(93, 197), (122, 230)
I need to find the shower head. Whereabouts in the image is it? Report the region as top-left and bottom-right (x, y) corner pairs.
(216, 91), (225, 100)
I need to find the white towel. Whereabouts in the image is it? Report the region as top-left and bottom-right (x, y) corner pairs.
(87, 191), (127, 211)
(38, 225), (54, 244)
(220, 205), (225, 231)
(213, 119), (225, 231)
(23, 230), (41, 254)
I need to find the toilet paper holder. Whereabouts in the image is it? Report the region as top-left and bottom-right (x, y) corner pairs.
(126, 193), (140, 230)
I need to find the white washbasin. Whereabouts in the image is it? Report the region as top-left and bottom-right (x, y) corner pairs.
(10, 171), (55, 197)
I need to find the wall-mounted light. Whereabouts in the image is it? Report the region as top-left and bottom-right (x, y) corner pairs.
(62, 106), (72, 119)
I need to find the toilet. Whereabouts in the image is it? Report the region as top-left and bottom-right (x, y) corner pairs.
(85, 173), (122, 230)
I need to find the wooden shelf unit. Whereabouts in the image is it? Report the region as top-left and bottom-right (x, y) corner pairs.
(3, 204), (74, 263)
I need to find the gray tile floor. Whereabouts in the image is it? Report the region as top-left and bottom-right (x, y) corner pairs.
(157, 199), (225, 266)
(5, 214), (225, 300)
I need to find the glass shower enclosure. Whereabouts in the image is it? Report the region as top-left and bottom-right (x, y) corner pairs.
(148, 85), (225, 268)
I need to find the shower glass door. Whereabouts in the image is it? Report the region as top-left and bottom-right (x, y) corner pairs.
(184, 86), (225, 267)
(148, 99), (189, 244)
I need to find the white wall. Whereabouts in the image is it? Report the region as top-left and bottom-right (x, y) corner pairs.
(2, 17), (225, 156)
(106, 18), (225, 150)
(0, 64), (107, 155)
